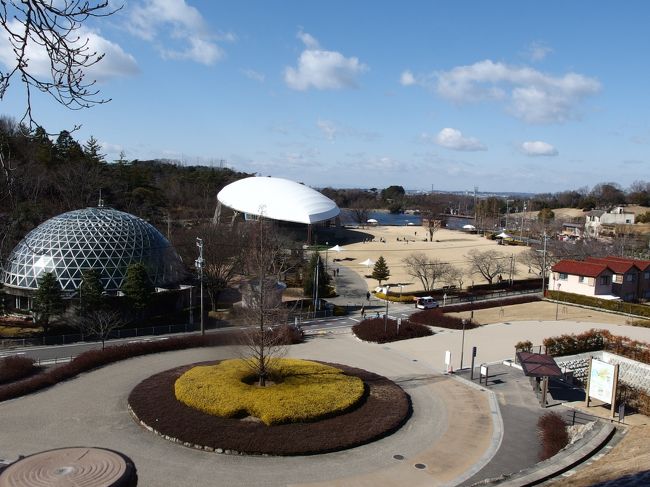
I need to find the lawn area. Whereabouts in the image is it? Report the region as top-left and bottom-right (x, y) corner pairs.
(175, 358), (364, 425)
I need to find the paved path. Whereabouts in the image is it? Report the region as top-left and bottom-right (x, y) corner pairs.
(0, 334), (498, 487)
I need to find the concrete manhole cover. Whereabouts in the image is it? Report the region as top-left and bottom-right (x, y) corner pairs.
(0, 447), (137, 487)
(414, 463), (427, 469)
(393, 454), (405, 460)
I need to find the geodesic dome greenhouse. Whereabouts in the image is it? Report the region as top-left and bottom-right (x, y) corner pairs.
(1, 207), (186, 294)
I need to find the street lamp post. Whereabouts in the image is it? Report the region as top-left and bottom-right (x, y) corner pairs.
(384, 285), (392, 333)
(555, 283), (561, 321)
(460, 319), (467, 370)
(195, 237), (205, 336)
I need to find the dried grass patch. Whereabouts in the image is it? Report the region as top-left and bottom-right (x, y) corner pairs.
(175, 358), (364, 425)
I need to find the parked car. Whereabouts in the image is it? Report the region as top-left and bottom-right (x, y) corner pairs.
(415, 296), (439, 309)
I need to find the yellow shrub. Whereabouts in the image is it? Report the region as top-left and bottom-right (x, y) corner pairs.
(174, 358), (364, 425)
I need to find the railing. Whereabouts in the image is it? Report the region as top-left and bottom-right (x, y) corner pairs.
(0, 322), (199, 350)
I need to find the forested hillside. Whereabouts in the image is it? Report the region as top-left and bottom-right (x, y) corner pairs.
(0, 117), (251, 262)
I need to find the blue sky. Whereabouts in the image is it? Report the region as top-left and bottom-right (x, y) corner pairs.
(1, 1), (649, 193)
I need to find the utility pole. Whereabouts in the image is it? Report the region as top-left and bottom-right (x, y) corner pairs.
(541, 232), (547, 297)
(195, 238), (204, 335)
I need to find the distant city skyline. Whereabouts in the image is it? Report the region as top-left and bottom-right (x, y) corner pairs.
(1, 1), (648, 193)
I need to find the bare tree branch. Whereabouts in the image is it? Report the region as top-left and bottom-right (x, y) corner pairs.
(0, 1), (119, 129)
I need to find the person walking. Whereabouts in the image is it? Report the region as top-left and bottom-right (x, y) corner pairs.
(366, 291), (370, 301)
(360, 305), (366, 319)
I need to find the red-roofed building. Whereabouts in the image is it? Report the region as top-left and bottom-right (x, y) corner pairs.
(586, 257), (650, 301)
(550, 260), (616, 299)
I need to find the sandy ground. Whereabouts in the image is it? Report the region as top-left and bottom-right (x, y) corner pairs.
(332, 225), (540, 293)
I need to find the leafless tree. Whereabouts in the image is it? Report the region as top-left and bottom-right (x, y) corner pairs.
(238, 219), (291, 386)
(73, 309), (123, 350)
(465, 249), (509, 285)
(443, 264), (466, 290)
(0, 1), (118, 128)
(197, 222), (247, 311)
(402, 252), (450, 292)
(520, 247), (551, 277)
(350, 204), (370, 227)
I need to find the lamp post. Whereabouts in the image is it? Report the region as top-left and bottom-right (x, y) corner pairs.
(555, 283), (561, 321)
(460, 319), (467, 370)
(384, 284), (392, 333)
(195, 237), (204, 335)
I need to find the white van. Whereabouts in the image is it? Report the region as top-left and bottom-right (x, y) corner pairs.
(415, 296), (439, 309)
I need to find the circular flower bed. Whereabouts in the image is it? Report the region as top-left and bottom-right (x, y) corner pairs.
(175, 358), (365, 425)
(129, 361), (411, 455)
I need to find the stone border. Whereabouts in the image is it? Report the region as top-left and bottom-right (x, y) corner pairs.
(475, 420), (616, 486)
(128, 361), (412, 456)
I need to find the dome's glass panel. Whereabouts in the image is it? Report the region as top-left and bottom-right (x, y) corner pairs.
(1, 207), (186, 292)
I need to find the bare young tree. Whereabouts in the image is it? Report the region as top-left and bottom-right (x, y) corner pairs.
(402, 252), (450, 292)
(0, 1), (118, 128)
(198, 222), (246, 311)
(238, 219), (290, 386)
(73, 309), (123, 350)
(465, 249), (509, 285)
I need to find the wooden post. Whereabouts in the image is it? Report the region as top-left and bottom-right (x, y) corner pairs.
(541, 376), (548, 408)
(610, 364), (620, 419)
(585, 357), (592, 408)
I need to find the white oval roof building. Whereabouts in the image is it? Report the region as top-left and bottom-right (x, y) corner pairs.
(217, 177), (339, 224)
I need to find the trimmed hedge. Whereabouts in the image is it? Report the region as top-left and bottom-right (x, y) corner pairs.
(410, 309), (478, 330)
(547, 290), (650, 318)
(444, 295), (540, 313)
(537, 412), (568, 460)
(0, 356), (40, 384)
(175, 359), (364, 425)
(374, 292), (416, 303)
(0, 331), (244, 402)
(352, 318), (432, 344)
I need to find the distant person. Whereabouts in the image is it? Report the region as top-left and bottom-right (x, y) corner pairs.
(360, 305), (366, 319)
(366, 291), (370, 301)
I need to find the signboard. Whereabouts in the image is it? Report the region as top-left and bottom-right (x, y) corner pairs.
(444, 350), (451, 366)
(588, 359), (616, 404)
(480, 365), (488, 377)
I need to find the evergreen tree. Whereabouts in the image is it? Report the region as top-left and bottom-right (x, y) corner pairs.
(121, 263), (153, 312)
(303, 252), (330, 298)
(79, 269), (105, 315)
(83, 136), (106, 164)
(371, 256), (391, 286)
(32, 272), (64, 332)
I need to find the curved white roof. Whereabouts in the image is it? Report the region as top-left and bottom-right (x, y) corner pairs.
(217, 177), (340, 224)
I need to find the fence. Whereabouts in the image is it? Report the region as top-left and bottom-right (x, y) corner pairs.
(0, 322), (199, 350)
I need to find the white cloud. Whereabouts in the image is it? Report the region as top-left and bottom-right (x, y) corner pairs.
(521, 140), (558, 156)
(434, 60), (600, 123)
(284, 31), (367, 90)
(425, 128), (486, 151)
(400, 70), (416, 86)
(525, 41), (553, 62)
(0, 22), (138, 82)
(317, 119), (337, 141)
(242, 69), (265, 82)
(127, 0), (228, 65)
